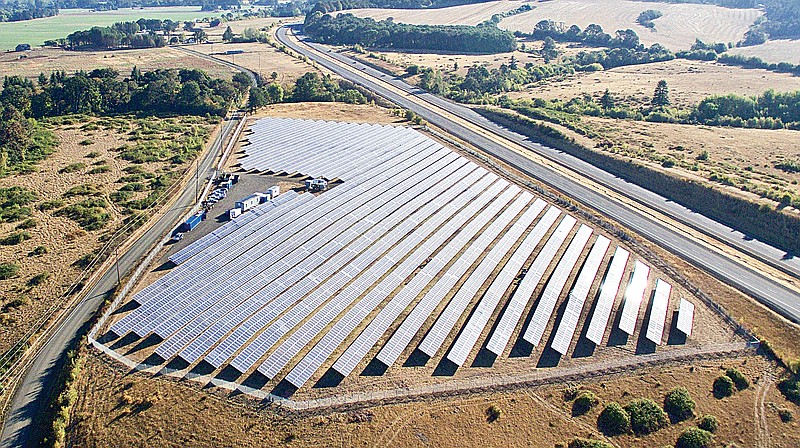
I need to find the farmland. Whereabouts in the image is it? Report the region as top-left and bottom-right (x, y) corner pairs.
(728, 39), (800, 65)
(0, 7), (213, 51)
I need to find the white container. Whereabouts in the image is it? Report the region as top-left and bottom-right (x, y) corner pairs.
(229, 207), (242, 219)
(268, 185), (280, 197)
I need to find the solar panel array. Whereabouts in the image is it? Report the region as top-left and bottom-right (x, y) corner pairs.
(677, 298), (695, 336)
(645, 279), (672, 345)
(585, 247), (630, 345)
(107, 118), (688, 391)
(619, 261), (651, 336)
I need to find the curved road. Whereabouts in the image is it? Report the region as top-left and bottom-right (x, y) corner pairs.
(276, 25), (800, 325)
(0, 115), (241, 448)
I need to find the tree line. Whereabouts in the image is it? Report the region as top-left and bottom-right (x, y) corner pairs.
(308, 0), (490, 15)
(1, 68), (247, 120)
(64, 19), (187, 49)
(0, 2), (57, 22)
(248, 71), (377, 110)
(304, 12), (517, 53)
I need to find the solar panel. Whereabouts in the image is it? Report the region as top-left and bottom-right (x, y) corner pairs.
(485, 213), (575, 356)
(645, 279), (671, 345)
(676, 298), (694, 336)
(523, 224), (593, 347)
(445, 199), (547, 367)
(618, 261), (651, 336)
(550, 235), (611, 355)
(584, 246), (629, 345)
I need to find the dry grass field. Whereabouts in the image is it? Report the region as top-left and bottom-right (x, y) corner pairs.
(341, 0), (522, 26)
(728, 39), (800, 65)
(68, 350), (799, 448)
(507, 59), (800, 109)
(498, 0), (761, 51)
(0, 46), (237, 82)
(0, 115), (217, 354)
(343, 47), (545, 76)
(189, 41), (317, 84)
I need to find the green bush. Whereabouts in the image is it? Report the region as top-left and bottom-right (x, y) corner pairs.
(697, 414), (718, 433)
(0, 263), (19, 280)
(573, 390), (599, 416)
(38, 199), (65, 211)
(28, 272), (50, 286)
(675, 427), (714, 448)
(725, 368), (749, 390)
(624, 399), (668, 435)
(85, 151), (100, 158)
(28, 245), (48, 256)
(0, 186), (38, 223)
(486, 405), (501, 422)
(79, 139), (94, 146)
(0, 231), (32, 246)
(568, 438), (612, 448)
(64, 184), (103, 198)
(597, 402), (631, 436)
(778, 408), (793, 422)
(16, 218), (38, 230)
(87, 165), (111, 175)
(713, 376), (735, 398)
(59, 162), (86, 174)
(54, 199), (110, 231)
(664, 387), (696, 422)
(777, 376), (800, 405)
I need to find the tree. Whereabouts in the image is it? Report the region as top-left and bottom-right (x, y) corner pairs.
(193, 29), (207, 43)
(664, 387), (696, 422)
(697, 414), (718, 433)
(725, 367), (750, 390)
(232, 72), (253, 94)
(270, 71), (278, 82)
(541, 36), (559, 63)
(265, 83), (284, 104)
(247, 86), (267, 111)
(222, 26), (234, 42)
(624, 399), (668, 435)
(713, 375), (734, 398)
(600, 89), (614, 110)
(597, 402), (630, 436)
(675, 427), (714, 448)
(652, 79), (670, 107)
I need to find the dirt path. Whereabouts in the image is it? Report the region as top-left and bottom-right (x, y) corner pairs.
(755, 369), (774, 448)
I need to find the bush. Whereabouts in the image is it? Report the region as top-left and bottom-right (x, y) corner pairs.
(696, 150), (709, 161)
(664, 387), (696, 422)
(59, 162), (86, 174)
(38, 199), (65, 211)
(725, 368), (749, 390)
(16, 218), (38, 230)
(64, 184), (103, 197)
(54, 199), (110, 231)
(713, 375), (735, 398)
(0, 263), (20, 280)
(87, 165), (111, 175)
(624, 399), (668, 435)
(573, 390), (599, 416)
(778, 408), (793, 422)
(697, 414), (718, 433)
(675, 427), (714, 448)
(597, 402), (631, 435)
(486, 405), (501, 422)
(28, 272), (50, 286)
(0, 231), (31, 246)
(568, 438), (612, 448)
(28, 245), (48, 256)
(777, 376), (800, 405)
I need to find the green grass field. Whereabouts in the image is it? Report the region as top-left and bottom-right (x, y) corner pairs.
(0, 7), (215, 50)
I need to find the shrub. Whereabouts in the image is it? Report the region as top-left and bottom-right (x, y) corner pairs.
(713, 376), (735, 398)
(0, 263), (20, 280)
(675, 427), (714, 448)
(624, 398), (668, 435)
(725, 368), (749, 390)
(661, 158), (675, 168)
(597, 402), (631, 435)
(87, 165), (111, 175)
(85, 151), (100, 158)
(486, 405), (501, 422)
(64, 184), (103, 197)
(573, 390), (599, 416)
(15, 218), (38, 230)
(696, 150), (709, 161)
(28, 245), (48, 256)
(28, 272), (50, 286)
(38, 199), (65, 211)
(568, 438), (612, 448)
(778, 408), (793, 422)
(697, 414), (718, 433)
(59, 162), (86, 173)
(664, 387), (696, 422)
(54, 199), (110, 231)
(777, 376), (800, 405)
(79, 139), (94, 146)
(0, 231), (32, 246)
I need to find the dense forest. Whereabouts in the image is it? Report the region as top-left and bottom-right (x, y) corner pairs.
(304, 12), (516, 53)
(0, 1), (57, 22)
(65, 20), (178, 49)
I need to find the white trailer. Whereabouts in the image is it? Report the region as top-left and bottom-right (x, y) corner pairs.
(235, 194), (261, 212)
(267, 185), (280, 198)
(229, 207), (242, 219)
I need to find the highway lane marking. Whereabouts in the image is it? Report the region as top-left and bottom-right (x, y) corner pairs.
(282, 29), (800, 297)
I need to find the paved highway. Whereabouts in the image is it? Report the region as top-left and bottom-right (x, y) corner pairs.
(0, 115), (241, 448)
(276, 25), (800, 325)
